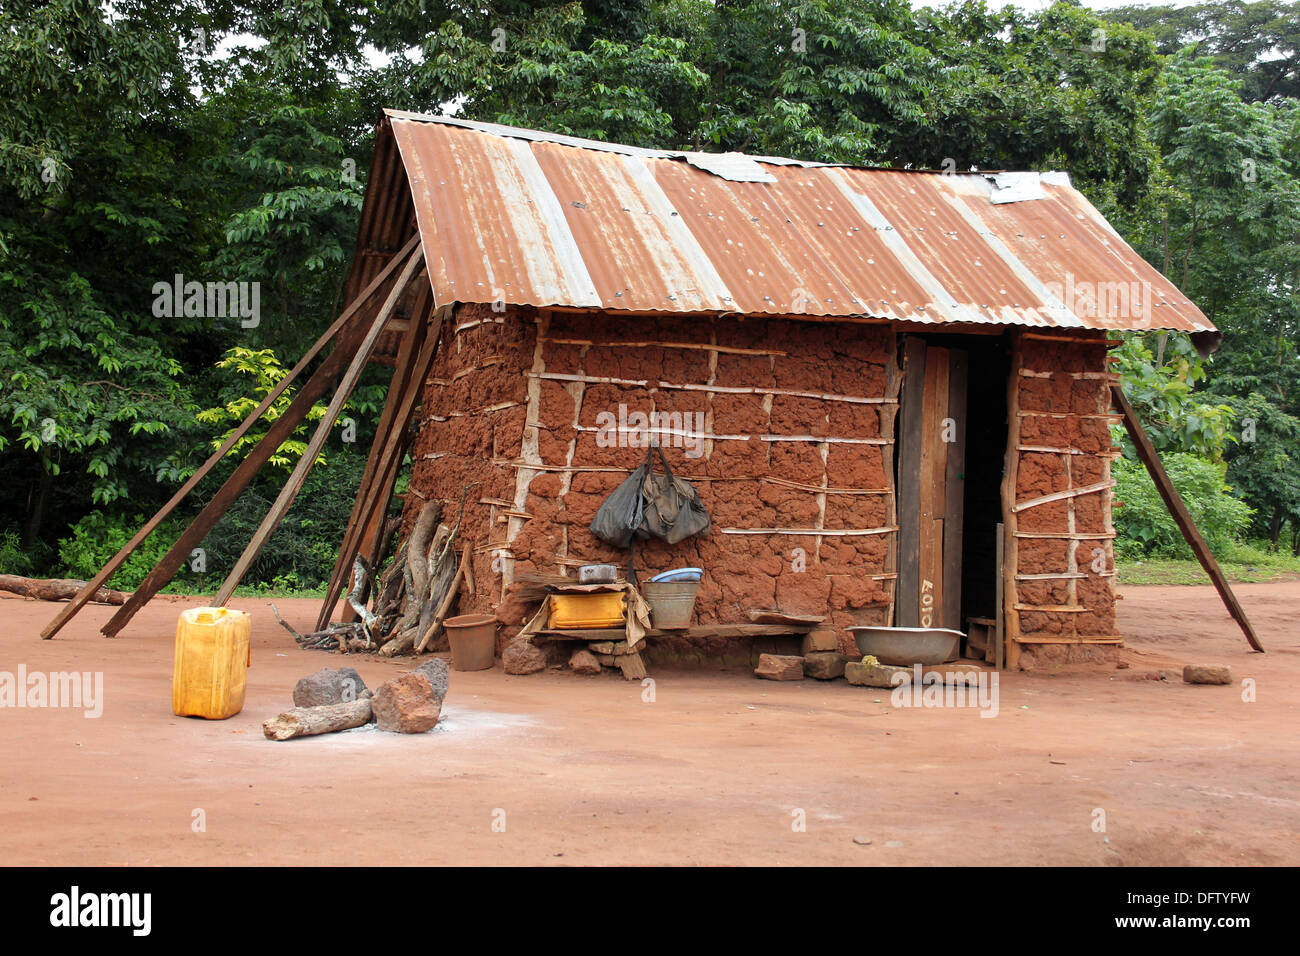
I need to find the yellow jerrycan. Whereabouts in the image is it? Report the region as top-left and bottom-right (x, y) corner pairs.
(172, 607), (251, 719)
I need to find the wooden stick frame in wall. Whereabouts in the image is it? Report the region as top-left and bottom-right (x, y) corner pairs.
(1000, 331), (1023, 669)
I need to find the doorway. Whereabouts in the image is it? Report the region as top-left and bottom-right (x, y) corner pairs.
(894, 333), (1010, 632)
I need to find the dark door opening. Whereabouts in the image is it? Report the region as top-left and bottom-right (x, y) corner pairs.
(894, 333), (1010, 634)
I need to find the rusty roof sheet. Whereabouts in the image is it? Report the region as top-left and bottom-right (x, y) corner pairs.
(372, 109), (1215, 337)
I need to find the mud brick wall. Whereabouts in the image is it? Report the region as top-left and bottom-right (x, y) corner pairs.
(1009, 333), (1120, 644)
(407, 303), (899, 650)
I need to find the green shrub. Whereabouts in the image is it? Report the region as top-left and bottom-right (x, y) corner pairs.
(189, 449), (372, 592)
(1114, 452), (1254, 560)
(57, 511), (190, 590)
(0, 527), (33, 575)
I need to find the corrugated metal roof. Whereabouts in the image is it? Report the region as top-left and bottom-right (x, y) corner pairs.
(361, 109), (1215, 337)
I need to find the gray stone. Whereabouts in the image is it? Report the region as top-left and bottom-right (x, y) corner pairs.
(1183, 663), (1232, 685)
(371, 673), (441, 734)
(293, 667), (368, 707)
(411, 657), (450, 701)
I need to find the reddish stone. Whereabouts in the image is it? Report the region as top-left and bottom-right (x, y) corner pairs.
(371, 673), (441, 734)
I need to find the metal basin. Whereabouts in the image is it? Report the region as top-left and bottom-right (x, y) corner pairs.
(848, 626), (964, 666)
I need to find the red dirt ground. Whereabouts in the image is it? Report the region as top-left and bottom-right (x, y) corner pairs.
(1, 581), (1296, 866)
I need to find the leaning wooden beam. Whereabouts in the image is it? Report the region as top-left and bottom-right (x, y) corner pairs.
(360, 308), (450, 569)
(99, 316), (377, 637)
(324, 292), (434, 631)
(211, 246), (426, 605)
(1110, 382), (1264, 653)
(318, 304), (444, 631)
(360, 308), (447, 572)
(42, 235), (421, 641)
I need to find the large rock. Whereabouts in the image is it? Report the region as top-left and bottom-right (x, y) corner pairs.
(803, 651), (846, 680)
(755, 654), (804, 681)
(371, 673), (441, 733)
(1183, 663), (1232, 685)
(845, 660), (912, 688)
(502, 640), (547, 675)
(411, 658), (450, 701)
(569, 649), (602, 675)
(293, 667), (368, 707)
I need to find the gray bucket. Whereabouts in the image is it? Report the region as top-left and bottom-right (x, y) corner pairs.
(641, 581), (699, 629)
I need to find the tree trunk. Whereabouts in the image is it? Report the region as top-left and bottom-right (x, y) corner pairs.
(0, 575), (128, 605)
(21, 447), (52, 552)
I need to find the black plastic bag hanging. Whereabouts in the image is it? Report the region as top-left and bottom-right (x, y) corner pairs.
(640, 446), (711, 544)
(590, 456), (650, 549)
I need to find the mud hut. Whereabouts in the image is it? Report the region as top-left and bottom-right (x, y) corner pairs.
(53, 109), (1259, 666)
(336, 110), (1223, 667)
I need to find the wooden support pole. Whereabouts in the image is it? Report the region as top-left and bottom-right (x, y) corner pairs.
(1001, 331), (1023, 670)
(100, 312), (380, 637)
(212, 246), (426, 606)
(319, 303), (449, 632)
(40, 234), (420, 640)
(325, 289), (430, 629)
(1110, 382), (1264, 653)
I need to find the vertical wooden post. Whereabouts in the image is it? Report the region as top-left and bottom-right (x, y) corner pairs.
(896, 337), (925, 626)
(942, 349), (967, 632)
(1000, 331), (1022, 670)
(995, 521), (1005, 671)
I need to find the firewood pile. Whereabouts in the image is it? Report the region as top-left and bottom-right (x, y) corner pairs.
(271, 488), (475, 656)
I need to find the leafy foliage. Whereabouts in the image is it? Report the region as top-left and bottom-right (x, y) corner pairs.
(3, 0), (1299, 581)
(1113, 453), (1255, 559)
(57, 511), (191, 591)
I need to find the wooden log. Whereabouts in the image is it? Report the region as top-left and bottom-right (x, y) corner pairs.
(415, 545), (469, 653)
(40, 234), (421, 641)
(1001, 333), (1023, 670)
(1111, 382), (1264, 653)
(1, 575), (129, 605)
(212, 246), (426, 605)
(262, 699), (372, 740)
(616, 651), (647, 681)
